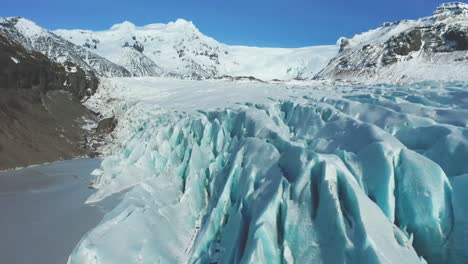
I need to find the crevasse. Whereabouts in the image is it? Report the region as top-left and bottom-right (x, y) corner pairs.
(68, 89), (468, 264)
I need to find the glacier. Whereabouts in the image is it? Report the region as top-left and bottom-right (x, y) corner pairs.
(69, 78), (468, 264)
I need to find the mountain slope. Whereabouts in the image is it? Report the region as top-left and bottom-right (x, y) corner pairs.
(0, 32), (98, 170)
(313, 2), (468, 83)
(0, 17), (131, 78)
(54, 19), (337, 80)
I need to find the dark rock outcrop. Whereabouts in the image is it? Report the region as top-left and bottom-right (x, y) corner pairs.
(215, 75), (266, 83)
(444, 27), (468, 51)
(131, 41), (145, 53)
(95, 117), (117, 136)
(338, 37), (350, 53)
(0, 33), (98, 98)
(389, 29), (422, 56)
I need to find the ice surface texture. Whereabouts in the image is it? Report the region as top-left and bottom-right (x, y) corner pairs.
(70, 79), (468, 264)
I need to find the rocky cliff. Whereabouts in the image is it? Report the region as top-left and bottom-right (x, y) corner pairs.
(0, 32), (98, 170)
(0, 33), (98, 98)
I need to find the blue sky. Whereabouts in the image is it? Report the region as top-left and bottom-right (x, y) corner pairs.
(1, 0), (462, 47)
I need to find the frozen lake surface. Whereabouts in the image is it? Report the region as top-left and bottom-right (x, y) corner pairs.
(0, 159), (118, 264)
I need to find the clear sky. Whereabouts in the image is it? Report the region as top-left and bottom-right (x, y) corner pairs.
(1, 0), (463, 47)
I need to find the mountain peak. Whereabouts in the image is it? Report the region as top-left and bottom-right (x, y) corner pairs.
(110, 21), (136, 31)
(166, 18), (197, 31)
(1, 17), (47, 38)
(173, 18), (192, 26)
(433, 2), (468, 17)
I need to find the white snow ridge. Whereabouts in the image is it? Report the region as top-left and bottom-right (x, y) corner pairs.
(53, 20), (337, 80)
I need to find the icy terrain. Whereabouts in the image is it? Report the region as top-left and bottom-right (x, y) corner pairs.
(54, 20), (337, 80)
(66, 77), (468, 264)
(0, 159), (118, 264)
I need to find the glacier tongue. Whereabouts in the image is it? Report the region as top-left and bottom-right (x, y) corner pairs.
(70, 78), (468, 264)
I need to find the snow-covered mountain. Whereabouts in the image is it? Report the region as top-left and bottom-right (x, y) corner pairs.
(3, 2), (467, 83)
(313, 2), (468, 82)
(53, 19), (337, 80)
(0, 17), (131, 78)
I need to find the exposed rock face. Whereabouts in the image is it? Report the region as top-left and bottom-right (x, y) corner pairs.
(0, 89), (98, 170)
(215, 75), (266, 83)
(95, 117), (117, 136)
(338, 37), (350, 52)
(118, 48), (165, 77)
(0, 33), (98, 98)
(388, 29), (422, 56)
(444, 27), (468, 50)
(122, 39), (145, 53)
(314, 2), (468, 83)
(0, 32), (98, 170)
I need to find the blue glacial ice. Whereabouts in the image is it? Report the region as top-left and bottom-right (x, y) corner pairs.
(69, 80), (468, 264)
